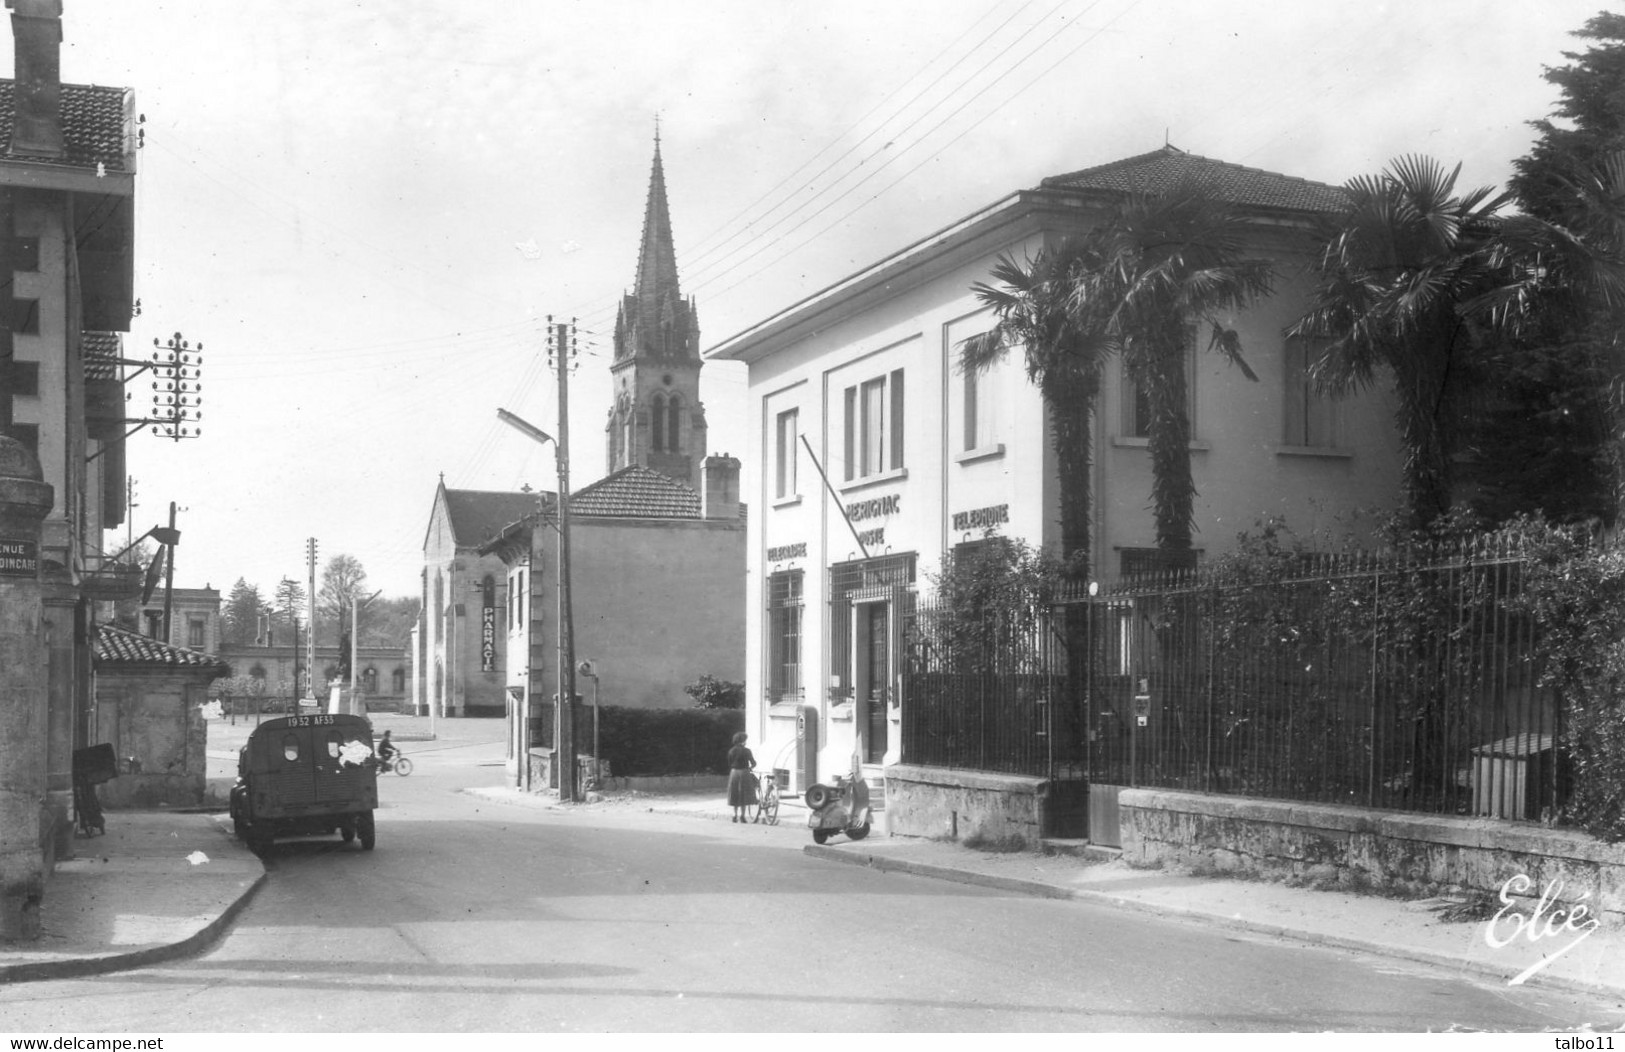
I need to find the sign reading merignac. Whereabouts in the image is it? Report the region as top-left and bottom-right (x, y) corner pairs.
(0, 538), (38, 577)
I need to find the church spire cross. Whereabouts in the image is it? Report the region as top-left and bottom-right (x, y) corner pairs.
(633, 131), (681, 308)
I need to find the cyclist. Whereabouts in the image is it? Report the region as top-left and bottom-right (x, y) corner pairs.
(376, 730), (398, 770)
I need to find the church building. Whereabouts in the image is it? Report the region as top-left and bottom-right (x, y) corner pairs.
(605, 133), (708, 486)
(418, 135), (745, 747)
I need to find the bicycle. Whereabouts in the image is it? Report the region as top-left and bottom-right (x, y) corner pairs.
(753, 769), (780, 825)
(377, 752), (413, 776)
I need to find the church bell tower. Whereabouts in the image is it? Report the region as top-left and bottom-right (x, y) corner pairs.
(606, 131), (706, 486)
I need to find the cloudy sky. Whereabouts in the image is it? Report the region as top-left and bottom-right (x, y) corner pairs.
(34, 0), (1615, 600)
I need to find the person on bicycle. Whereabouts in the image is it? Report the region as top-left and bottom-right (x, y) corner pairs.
(377, 730), (397, 769)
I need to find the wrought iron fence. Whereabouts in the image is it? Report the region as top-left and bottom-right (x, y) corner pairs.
(901, 532), (1563, 820)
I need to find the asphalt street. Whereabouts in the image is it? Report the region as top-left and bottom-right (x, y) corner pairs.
(0, 720), (1619, 1033)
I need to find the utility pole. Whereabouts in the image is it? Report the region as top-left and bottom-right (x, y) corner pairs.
(549, 317), (580, 803)
(161, 502), (177, 644)
(304, 537), (318, 703)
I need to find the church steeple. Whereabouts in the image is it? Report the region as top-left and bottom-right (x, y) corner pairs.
(608, 130), (707, 486)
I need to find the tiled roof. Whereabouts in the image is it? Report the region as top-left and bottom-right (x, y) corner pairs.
(84, 331), (120, 381)
(1041, 146), (1348, 214)
(571, 466), (700, 519)
(443, 489), (542, 547)
(95, 623), (228, 672)
(0, 80), (129, 172)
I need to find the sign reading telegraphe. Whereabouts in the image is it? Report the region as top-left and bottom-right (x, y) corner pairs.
(481, 606), (496, 672)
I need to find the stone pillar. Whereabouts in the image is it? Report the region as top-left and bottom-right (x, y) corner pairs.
(41, 585), (76, 863)
(0, 434), (55, 941)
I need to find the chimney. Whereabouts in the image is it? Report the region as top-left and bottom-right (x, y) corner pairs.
(7, 0), (63, 160)
(702, 453), (741, 521)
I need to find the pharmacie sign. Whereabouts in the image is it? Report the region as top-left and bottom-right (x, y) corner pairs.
(0, 538), (37, 577)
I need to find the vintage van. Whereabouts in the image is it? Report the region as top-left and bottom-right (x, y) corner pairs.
(229, 713), (379, 852)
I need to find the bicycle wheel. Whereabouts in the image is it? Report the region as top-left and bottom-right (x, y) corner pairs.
(761, 786), (780, 825)
(393, 757), (413, 776)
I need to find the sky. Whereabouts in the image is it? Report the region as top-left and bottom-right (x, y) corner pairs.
(27, 0), (1618, 600)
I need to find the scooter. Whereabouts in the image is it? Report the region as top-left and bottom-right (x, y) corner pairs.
(804, 762), (873, 844)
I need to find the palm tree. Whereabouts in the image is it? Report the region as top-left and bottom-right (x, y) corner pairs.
(1078, 178), (1273, 557)
(961, 244), (1111, 578)
(1291, 157), (1522, 529)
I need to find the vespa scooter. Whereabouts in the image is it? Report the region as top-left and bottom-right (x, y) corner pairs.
(804, 758), (873, 844)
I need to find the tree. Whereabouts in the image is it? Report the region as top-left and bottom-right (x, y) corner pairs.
(318, 553), (367, 633)
(1293, 155), (1625, 530)
(1069, 178), (1272, 556)
(684, 674), (745, 709)
(1508, 13), (1625, 519)
(961, 243), (1112, 576)
(221, 578), (266, 645)
(271, 577), (305, 643)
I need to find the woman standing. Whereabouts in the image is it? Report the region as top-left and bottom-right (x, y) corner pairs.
(726, 731), (757, 823)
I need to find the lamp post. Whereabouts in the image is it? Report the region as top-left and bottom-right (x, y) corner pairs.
(497, 405), (580, 802)
(350, 588), (382, 711)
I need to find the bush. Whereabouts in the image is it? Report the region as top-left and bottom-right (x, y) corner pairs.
(684, 674), (745, 709)
(593, 705), (745, 777)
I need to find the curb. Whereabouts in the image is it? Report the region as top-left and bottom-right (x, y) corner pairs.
(0, 867), (266, 985)
(803, 844), (1625, 1003)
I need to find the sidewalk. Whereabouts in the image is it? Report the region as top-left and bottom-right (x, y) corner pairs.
(0, 811), (263, 983)
(472, 784), (1625, 1000)
(10, 785), (1625, 1001)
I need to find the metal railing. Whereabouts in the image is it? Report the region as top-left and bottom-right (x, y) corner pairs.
(901, 533), (1562, 820)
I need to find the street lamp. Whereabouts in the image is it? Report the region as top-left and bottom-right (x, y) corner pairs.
(350, 588), (383, 711)
(497, 405), (580, 803)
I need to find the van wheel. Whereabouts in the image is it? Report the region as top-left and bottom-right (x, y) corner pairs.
(245, 825), (271, 856)
(339, 820), (356, 844)
(355, 810), (376, 851)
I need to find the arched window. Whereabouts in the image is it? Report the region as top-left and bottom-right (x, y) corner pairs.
(392, 667), (405, 694)
(651, 393), (667, 452)
(667, 394), (682, 452)
(362, 667), (378, 693)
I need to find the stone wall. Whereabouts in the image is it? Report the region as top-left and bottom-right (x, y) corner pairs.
(1121, 788), (1625, 922)
(885, 764), (1086, 847)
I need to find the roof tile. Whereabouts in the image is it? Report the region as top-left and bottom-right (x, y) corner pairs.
(0, 80), (129, 172)
(1041, 145), (1348, 214)
(571, 466), (700, 519)
(95, 623), (228, 671)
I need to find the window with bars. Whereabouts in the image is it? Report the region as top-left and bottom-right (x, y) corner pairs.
(767, 570), (803, 702)
(842, 369), (905, 481)
(1283, 336), (1338, 447)
(828, 554), (915, 702)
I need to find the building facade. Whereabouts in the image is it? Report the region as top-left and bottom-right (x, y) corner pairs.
(216, 641), (411, 712)
(709, 147), (1408, 810)
(482, 460), (746, 788)
(0, 0), (139, 937)
(417, 482), (537, 718)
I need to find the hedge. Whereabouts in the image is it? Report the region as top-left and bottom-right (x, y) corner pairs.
(590, 705), (745, 778)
